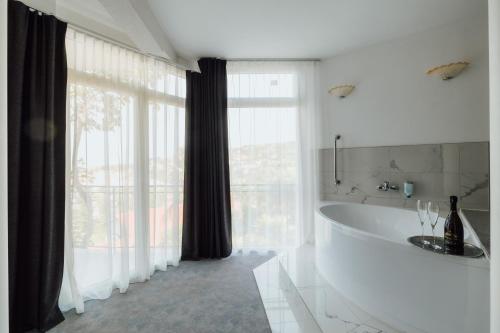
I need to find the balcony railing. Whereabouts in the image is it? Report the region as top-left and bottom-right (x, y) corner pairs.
(70, 183), (297, 250)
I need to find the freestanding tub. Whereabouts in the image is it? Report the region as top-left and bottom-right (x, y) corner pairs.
(315, 202), (489, 333)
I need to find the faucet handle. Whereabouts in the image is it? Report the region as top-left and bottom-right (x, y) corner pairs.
(377, 181), (390, 191)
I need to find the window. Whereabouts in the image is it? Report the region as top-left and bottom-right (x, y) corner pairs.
(227, 61), (319, 251)
(60, 29), (185, 313)
(227, 62), (301, 251)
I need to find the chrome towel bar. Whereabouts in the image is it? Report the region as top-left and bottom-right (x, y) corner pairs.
(334, 135), (341, 185)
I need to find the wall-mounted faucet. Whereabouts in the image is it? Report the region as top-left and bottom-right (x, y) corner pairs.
(376, 181), (399, 192)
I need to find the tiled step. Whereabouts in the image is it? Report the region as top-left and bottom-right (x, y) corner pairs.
(254, 255), (322, 333)
(254, 246), (403, 333)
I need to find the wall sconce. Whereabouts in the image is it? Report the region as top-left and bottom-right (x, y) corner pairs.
(426, 61), (470, 80)
(328, 84), (355, 98)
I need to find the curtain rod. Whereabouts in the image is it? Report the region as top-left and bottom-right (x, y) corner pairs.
(67, 24), (191, 71)
(22, 1), (191, 72)
(227, 58), (321, 62)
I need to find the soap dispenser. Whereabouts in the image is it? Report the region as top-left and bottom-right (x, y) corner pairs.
(403, 181), (414, 198)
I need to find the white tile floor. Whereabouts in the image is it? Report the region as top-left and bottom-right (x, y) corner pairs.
(253, 246), (403, 333)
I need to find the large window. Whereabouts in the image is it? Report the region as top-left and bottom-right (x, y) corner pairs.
(227, 61), (319, 251)
(60, 29), (185, 313)
(227, 62), (301, 251)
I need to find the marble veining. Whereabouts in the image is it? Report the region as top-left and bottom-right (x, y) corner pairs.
(253, 246), (401, 333)
(462, 209), (490, 256)
(320, 142), (489, 211)
(462, 176), (489, 199)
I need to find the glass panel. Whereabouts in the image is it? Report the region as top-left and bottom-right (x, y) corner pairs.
(228, 73), (294, 98)
(148, 102), (185, 269)
(228, 106), (298, 250)
(68, 82), (136, 288)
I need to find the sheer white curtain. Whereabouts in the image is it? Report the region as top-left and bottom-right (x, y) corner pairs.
(60, 28), (185, 313)
(227, 61), (319, 252)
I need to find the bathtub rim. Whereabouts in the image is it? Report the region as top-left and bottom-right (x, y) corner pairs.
(316, 201), (490, 267)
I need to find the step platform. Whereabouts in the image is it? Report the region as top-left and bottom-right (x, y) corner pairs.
(253, 246), (402, 333)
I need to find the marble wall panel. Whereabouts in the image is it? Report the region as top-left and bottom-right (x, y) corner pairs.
(319, 142), (489, 211)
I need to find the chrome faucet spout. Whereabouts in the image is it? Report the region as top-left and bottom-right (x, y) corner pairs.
(376, 181), (398, 192)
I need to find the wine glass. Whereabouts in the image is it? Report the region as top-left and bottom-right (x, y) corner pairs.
(416, 200), (429, 246)
(427, 201), (440, 250)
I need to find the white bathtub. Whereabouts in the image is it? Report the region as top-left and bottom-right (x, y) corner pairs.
(315, 202), (490, 333)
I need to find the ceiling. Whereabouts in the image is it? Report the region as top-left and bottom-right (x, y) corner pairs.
(58, 0), (112, 24)
(147, 0), (486, 60)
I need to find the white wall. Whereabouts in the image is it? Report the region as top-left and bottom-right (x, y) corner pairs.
(0, 0), (9, 331)
(319, 11), (489, 148)
(489, 1), (500, 332)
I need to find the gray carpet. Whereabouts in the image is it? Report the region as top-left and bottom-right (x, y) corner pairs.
(50, 253), (274, 333)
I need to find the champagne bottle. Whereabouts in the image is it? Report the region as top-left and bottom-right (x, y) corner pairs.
(444, 196), (464, 255)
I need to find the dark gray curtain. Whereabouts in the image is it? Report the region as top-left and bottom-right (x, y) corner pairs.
(8, 1), (67, 332)
(182, 58), (232, 260)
